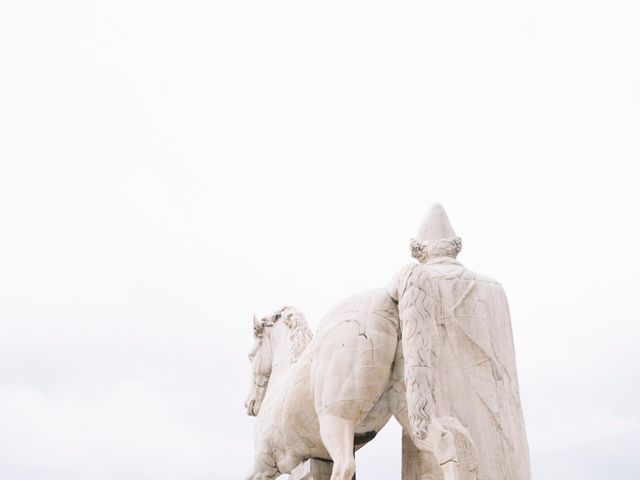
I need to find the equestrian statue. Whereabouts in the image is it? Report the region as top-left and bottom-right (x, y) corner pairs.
(244, 204), (531, 480)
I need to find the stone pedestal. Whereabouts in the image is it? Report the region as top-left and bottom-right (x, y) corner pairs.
(289, 459), (333, 480)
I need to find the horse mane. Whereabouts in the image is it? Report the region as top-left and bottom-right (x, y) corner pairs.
(262, 306), (313, 362)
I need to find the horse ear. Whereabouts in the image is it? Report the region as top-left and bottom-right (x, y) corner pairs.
(253, 313), (260, 330)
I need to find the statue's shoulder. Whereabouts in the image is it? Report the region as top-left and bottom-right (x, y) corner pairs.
(461, 267), (503, 287)
(387, 263), (419, 301)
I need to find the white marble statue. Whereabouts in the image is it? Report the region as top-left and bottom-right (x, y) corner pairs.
(390, 204), (531, 479)
(244, 204), (531, 480)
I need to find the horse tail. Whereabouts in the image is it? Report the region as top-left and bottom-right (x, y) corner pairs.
(398, 266), (440, 445)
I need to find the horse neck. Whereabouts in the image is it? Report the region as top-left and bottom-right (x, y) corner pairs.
(268, 322), (293, 378)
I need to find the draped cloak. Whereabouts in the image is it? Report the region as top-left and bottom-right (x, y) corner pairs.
(389, 257), (531, 480)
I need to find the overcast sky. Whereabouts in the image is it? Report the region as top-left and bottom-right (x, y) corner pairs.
(1, 1), (639, 479)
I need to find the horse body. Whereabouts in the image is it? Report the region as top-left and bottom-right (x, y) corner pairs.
(246, 289), (461, 480)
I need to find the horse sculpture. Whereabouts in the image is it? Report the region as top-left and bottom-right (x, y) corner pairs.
(244, 289), (477, 480)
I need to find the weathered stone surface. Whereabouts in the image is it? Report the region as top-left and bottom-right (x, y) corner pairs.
(392, 204), (530, 479)
(244, 204), (530, 480)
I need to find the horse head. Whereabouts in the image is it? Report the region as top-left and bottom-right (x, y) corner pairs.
(245, 313), (272, 416)
(244, 307), (313, 417)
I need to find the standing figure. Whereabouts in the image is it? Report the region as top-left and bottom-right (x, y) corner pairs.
(389, 204), (531, 480)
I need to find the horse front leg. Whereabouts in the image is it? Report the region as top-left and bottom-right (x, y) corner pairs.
(318, 413), (356, 480)
(245, 453), (281, 480)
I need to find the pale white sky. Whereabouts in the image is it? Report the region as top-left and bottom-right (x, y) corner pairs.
(1, 1), (639, 479)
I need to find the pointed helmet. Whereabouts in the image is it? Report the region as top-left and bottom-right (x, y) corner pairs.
(410, 203), (462, 263)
